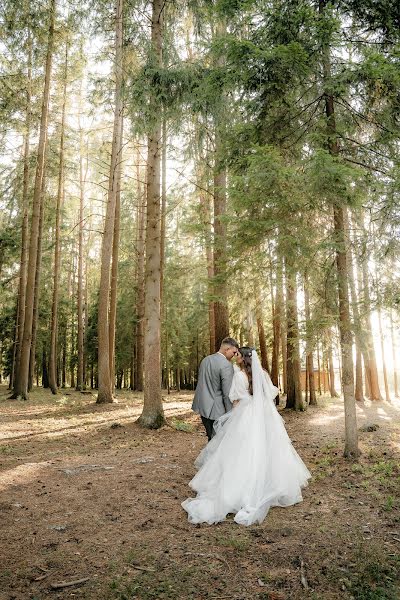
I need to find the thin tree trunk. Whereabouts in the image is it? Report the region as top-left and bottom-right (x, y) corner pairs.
(378, 306), (390, 402)
(97, 0), (124, 404)
(327, 330), (339, 397)
(320, 0), (359, 456)
(345, 209), (366, 402)
(76, 124), (86, 391)
(198, 157), (215, 354)
(138, 0), (165, 428)
(359, 213), (382, 401)
(390, 309), (399, 398)
(316, 338), (322, 395)
(212, 21), (229, 350)
(13, 0), (55, 400)
(285, 260), (303, 410)
(213, 162), (229, 349)
(255, 288), (269, 372)
(160, 117), (167, 314)
(109, 117), (123, 391)
(304, 273), (317, 405)
(29, 168), (47, 392)
(49, 43), (68, 394)
(12, 31), (32, 393)
(135, 144), (145, 391)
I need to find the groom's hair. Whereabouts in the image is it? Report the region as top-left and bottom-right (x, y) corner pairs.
(221, 337), (239, 349)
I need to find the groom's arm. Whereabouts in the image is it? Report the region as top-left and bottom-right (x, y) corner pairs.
(221, 364), (234, 412)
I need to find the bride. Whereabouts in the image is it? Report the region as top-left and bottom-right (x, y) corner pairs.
(182, 347), (311, 526)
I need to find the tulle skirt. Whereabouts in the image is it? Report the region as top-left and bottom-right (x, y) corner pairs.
(182, 396), (311, 526)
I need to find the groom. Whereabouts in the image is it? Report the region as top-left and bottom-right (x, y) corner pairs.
(192, 337), (239, 442)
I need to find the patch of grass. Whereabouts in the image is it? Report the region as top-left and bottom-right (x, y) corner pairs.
(0, 445), (13, 454)
(169, 418), (194, 433)
(383, 495), (395, 512)
(335, 544), (400, 600)
(215, 533), (251, 551)
(352, 463), (364, 474)
(109, 566), (205, 600)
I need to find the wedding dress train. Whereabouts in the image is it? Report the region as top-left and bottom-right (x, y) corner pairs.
(182, 351), (311, 526)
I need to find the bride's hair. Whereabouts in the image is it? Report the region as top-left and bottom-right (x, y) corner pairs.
(239, 346), (254, 395)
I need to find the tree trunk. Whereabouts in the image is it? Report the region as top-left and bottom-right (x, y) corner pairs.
(28, 167), (47, 392)
(198, 156), (215, 355)
(390, 310), (399, 398)
(271, 258), (282, 394)
(378, 306), (390, 402)
(97, 0), (124, 404)
(42, 348), (49, 388)
(12, 31), (32, 393)
(285, 260), (303, 410)
(327, 330), (339, 397)
(109, 117), (123, 392)
(76, 120), (87, 391)
(138, 0), (165, 428)
(320, 0), (359, 456)
(135, 144), (145, 391)
(213, 163), (230, 349)
(13, 0), (55, 400)
(49, 43), (68, 394)
(304, 273), (317, 405)
(160, 117), (167, 315)
(212, 21), (229, 350)
(255, 287), (269, 372)
(358, 212), (382, 401)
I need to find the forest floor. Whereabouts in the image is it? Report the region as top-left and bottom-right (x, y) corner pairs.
(0, 385), (399, 600)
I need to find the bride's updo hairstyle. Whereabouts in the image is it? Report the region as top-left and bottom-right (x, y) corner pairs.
(239, 346), (255, 395)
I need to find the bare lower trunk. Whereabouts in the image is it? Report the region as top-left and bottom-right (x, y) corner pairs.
(76, 118), (87, 391)
(304, 273), (317, 405)
(135, 144), (145, 391)
(320, 0), (359, 457)
(12, 32), (32, 393)
(109, 118), (123, 391)
(97, 0), (124, 404)
(378, 307), (390, 402)
(14, 0), (55, 400)
(390, 310), (399, 397)
(29, 169), (47, 392)
(49, 43), (68, 394)
(285, 261), (303, 410)
(213, 167), (229, 349)
(138, 0), (165, 428)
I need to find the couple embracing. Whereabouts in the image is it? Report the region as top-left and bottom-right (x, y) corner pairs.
(182, 337), (311, 526)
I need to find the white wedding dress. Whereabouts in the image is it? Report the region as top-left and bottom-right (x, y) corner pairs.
(182, 351), (311, 526)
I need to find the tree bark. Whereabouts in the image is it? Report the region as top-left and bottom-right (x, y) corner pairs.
(76, 107), (88, 391)
(135, 144), (145, 391)
(320, 0), (359, 456)
(49, 43), (68, 394)
(97, 0), (124, 404)
(390, 310), (399, 398)
(285, 259), (303, 410)
(29, 164), (47, 392)
(13, 0), (55, 400)
(138, 0), (165, 428)
(358, 212), (382, 401)
(304, 273), (317, 405)
(12, 31), (32, 393)
(378, 306), (390, 402)
(109, 117), (123, 391)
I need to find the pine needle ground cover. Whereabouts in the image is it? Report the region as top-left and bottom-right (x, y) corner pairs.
(0, 387), (399, 600)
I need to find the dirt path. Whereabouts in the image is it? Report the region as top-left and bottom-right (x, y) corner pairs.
(1, 386), (399, 600)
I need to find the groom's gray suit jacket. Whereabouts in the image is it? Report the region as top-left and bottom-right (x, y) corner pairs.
(192, 353), (234, 420)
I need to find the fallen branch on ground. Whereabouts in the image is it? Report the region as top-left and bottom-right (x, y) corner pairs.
(50, 577), (89, 589)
